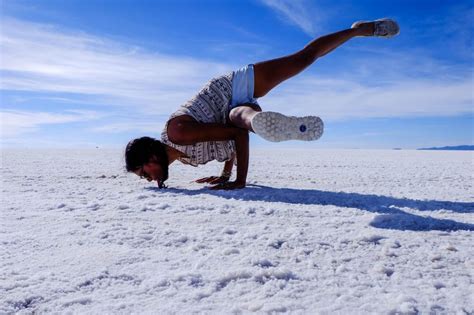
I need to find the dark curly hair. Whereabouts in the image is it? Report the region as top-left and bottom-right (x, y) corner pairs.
(125, 136), (169, 188)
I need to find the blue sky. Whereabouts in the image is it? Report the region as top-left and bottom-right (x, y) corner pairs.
(1, 0), (472, 149)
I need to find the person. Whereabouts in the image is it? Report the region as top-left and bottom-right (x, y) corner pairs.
(125, 19), (400, 190)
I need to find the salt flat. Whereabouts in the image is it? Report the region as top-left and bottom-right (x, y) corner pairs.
(1, 148), (473, 314)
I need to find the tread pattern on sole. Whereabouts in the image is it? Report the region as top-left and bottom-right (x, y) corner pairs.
(251, 111), (324, 142)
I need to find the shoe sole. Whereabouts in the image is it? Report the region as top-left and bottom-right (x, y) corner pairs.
(251, 111), (324, 142)
(351, 18), (400, 38)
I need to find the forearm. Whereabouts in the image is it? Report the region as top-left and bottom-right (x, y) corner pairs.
(222, 153), (235, 175)
(234, 131), (249, 184)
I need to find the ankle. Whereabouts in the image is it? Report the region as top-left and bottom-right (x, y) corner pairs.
(357, 22), (375, 36)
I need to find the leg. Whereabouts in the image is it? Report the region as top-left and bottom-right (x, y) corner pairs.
(229, 25), (374, 133)
(253, 24), (374, 98)
(229, 103), (262, 132)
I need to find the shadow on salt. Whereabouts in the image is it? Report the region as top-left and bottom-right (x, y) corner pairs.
(146, 184), (474, 232)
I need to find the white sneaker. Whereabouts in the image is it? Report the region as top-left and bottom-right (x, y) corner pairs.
(352, 18), (400, 38)
(251, 111), (324, 142)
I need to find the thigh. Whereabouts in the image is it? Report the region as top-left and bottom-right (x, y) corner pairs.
(253, 49), (312, 98)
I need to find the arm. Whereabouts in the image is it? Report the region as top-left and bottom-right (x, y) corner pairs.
(168, 119), (246, 144)
(195, 153), (235, 184)
(222, 152), (235, 177)
(168, 120), (249, 188)
(232, 130), (248, 186)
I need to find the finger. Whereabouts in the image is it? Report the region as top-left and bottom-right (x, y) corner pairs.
(205, 177), (220, 183)
(209, 177), (224, 184)
(195, 177), (211, 183)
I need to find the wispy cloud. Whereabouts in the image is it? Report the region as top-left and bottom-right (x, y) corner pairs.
(0, 18), (237, 115)
(407, 4), (474, 61)
(0, 109), (102, 137)
(1, 16), (472, 146)
(90, 121), (167, 134)
(261, 76), (473, 121)
(258, 0), (319, 36)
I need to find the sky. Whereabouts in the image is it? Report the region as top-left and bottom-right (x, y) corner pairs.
(1, 0), (473, 149)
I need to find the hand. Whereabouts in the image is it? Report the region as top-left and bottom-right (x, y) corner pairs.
(157, 179), (167, 189)
(195, 176), (229, 185)
(208, 181), (246, 190)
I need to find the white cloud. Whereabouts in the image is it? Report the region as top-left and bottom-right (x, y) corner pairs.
(0, 16), (472, 145)
(258, 0), (319, 36)
(261, 76), (473, 120)
(0, 109), (102, 137)
(255, 0), (472, 121)
(90, 121), (165, 134)
(0, 18), (237, 115)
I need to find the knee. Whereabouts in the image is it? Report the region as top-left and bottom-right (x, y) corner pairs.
(229, 107), (244, 125)
(230, 104), (261, 119)
(229, 105), (260, 130)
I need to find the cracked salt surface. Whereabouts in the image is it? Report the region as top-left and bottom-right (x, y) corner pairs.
(1, 148), (473, 313)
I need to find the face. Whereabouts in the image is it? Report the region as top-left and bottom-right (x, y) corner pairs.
(134, 156), (169, 185)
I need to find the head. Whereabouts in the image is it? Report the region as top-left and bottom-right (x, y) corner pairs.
(125, 136), (169, 188)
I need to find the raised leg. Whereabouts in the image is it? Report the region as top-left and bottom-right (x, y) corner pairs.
(229, 24), (374, 132)
(253, 24), (374, 98)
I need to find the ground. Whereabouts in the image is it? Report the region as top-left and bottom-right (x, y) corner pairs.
(1, 148), (473, 314)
